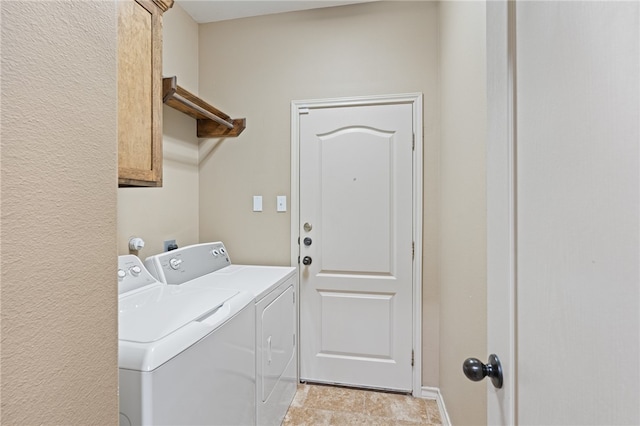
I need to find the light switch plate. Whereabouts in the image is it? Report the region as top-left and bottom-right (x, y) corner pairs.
(253, 195), (263, 212)
(277, 195), (287, 212)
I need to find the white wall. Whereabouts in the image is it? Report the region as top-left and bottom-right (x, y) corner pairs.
(0, 1), (118, 423)
(438, 2), (487, 425)
(515, 2), (639, 423)
(118, 4), (200, 257)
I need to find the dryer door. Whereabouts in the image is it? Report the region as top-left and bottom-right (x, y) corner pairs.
(260, 284), (295, 402)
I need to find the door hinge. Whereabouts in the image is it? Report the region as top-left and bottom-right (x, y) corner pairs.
(412, 133), (415, 150)
(412, 241), (415, 260)
(411, 349), (415, 367)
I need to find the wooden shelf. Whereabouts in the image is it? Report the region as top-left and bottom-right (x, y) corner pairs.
(162, 76), (246, 138)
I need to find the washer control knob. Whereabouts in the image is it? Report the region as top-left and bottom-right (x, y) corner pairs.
(211, 249), (219, 257)
(219, 247), (226, 255)
(169, 258), (183, 270)
(129, 265), (142, 276)
(117, 269), (127, 280)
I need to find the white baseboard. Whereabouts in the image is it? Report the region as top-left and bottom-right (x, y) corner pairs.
(421, 386), (452, 426)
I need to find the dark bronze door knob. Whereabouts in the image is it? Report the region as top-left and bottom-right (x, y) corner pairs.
(463, 354), (503, 389)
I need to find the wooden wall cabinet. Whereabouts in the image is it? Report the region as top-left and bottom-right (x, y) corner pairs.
(117, 0), (173, 187)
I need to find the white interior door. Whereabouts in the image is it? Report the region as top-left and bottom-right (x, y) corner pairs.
(295, 97), (418, 392)
(487, 2), (640, 424)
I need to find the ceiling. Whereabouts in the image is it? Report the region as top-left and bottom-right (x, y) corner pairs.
(175, 0), (376, 24)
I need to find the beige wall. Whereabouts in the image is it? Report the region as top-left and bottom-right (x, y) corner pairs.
(118, 5), (201, 258)
(0, 1), (118, 424)
(0, 1), (487, 423)
(197, 0), (442, 388)
(115, 2), (487, 423)
(438, 1), (487, 425)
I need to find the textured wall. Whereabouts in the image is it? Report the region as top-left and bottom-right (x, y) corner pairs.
(438, 2), (487, 425)
(196, 1), (441, 387)
(118, 4), (201, 257)
(0, 1), (118, 424)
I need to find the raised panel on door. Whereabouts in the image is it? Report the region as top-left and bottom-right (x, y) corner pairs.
(319, 127), (394, 274)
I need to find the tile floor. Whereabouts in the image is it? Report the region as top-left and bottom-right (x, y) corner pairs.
(282, 383), (443, 425)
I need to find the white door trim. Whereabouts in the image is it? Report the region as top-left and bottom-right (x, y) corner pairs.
(487, 1), (516, 424)
(291, 93), (423, 396)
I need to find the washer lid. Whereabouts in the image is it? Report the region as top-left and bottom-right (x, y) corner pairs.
(187, 265), (296, 300)
(119, 284), (239, 343)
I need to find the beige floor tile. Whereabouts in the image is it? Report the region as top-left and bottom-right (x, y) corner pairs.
(282, 406), (333, 426)
(302, 385), (367, 413)
(283, 384), (443, 426)
(329, 411), (385, 425)
(364, 391), (429, 423)
(426, 401), (442, 424)
(289, 384), (311, 408)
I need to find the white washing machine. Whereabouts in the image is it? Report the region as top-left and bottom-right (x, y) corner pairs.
(145, 242), (298, 426)
(117, 255), (256, 426)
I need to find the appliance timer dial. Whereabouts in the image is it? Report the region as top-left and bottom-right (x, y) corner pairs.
(169, 258), (183, 270)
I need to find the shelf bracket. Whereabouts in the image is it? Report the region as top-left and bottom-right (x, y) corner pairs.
(162, 76), (246, 138)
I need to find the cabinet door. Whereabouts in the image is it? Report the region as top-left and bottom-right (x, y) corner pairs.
(117, 0), (163, 187)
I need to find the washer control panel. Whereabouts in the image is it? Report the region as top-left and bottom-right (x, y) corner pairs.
(144, 242), (231, 285)
(118, 255), (159, 295)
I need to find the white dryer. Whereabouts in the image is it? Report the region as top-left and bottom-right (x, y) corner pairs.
(145, 242), (297, 426)
(118, 255), (256, 426)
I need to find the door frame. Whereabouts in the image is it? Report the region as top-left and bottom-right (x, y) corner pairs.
(290, 93), (423, 396)
(487, 1), (516, 424)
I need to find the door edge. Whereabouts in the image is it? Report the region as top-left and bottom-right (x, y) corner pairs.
(487, 1), (517, 424)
